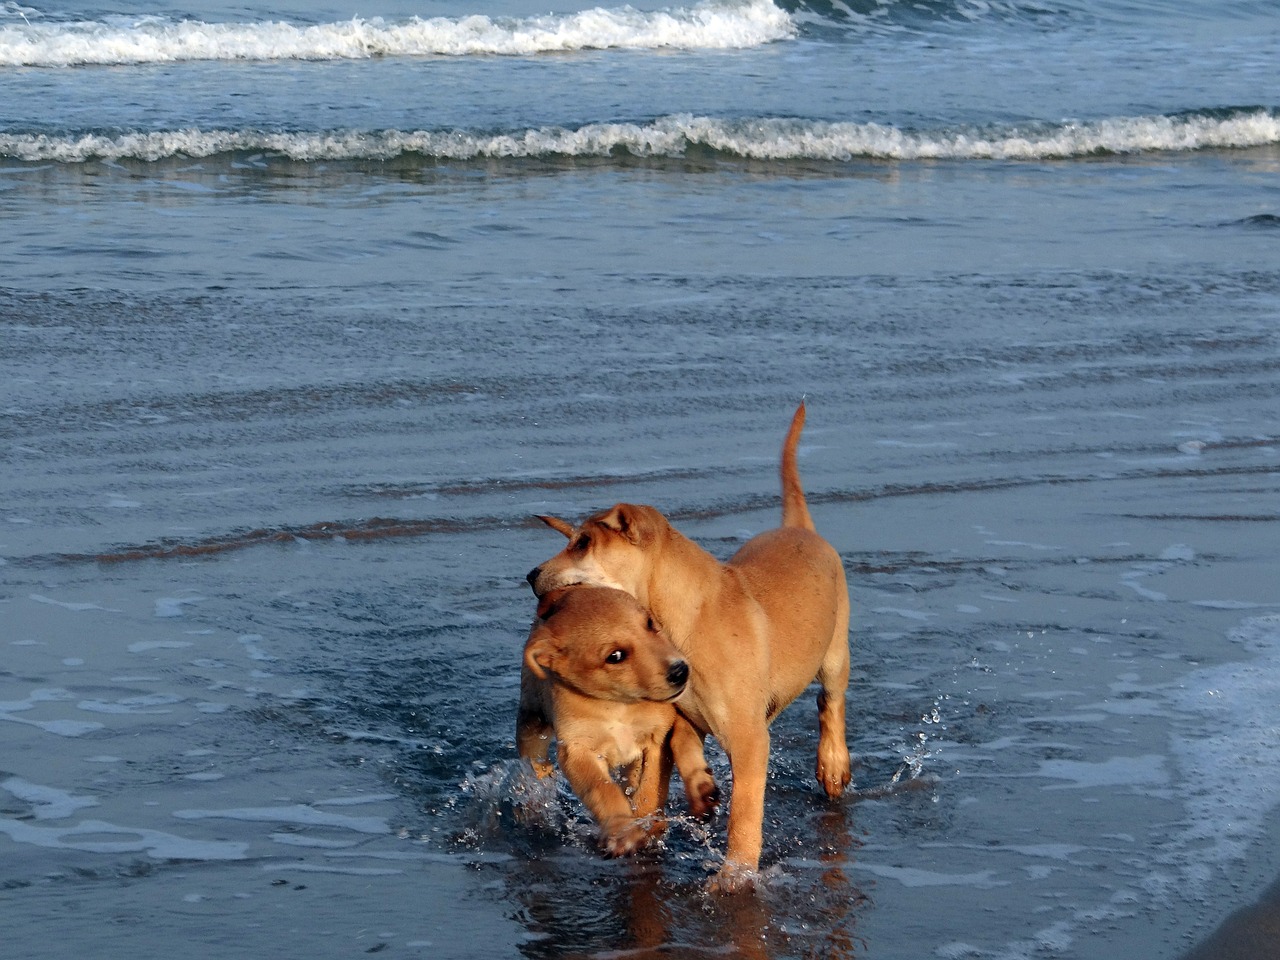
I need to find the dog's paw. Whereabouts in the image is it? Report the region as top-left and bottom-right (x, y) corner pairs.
(816, 748), (852, 800)
(706, 863), (760, 896)
(600, 816), (663, 857)
(684, 771), (721, 819)
(530, 758), (556, 780)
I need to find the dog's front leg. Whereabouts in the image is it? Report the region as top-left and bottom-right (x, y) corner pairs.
(622, 741), (676, 848)
(711, 726), (771, 893)
(670, 714), (719, 817)
(559, 744), (652, 857)
(629, 738), (672, 821)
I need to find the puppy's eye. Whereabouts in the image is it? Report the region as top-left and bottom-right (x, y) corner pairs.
(606, 649), (627, 665)
(574, 535), (591, 551)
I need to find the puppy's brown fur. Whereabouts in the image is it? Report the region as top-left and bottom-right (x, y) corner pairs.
(517, 586), (718, 856)
(527, 404), (851, 890)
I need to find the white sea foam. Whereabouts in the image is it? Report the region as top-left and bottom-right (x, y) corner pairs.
(28, 592), (121, 613)
(77, 692), (184, 714)
(260, 862), (404, 875)
(0, 0), (793, 67)
(1163, 615), (1280, 882)
(1, 777), (98, 820)
(173, 803), (389, 834)
(3, 111), (1276, 165)
(270, 832), (360, 848)
(1038, 754), (1169, 790)
(155, 595), (205, 618)
(0, 817), (249, 859)
(314, 793), (399, 806)
(127, 639), (193, 652)
(0, 687), (107, 737)
(850, 863), (1008, 888)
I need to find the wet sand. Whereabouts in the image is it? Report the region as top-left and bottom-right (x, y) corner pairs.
(1182, 816), (1280, 960)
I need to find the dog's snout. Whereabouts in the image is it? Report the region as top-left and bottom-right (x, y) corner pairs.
(667, 659), (689, 688)
(526, 566), (541, 588)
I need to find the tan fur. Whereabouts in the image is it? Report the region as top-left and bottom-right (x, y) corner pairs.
(527, 404), (851, 890)
(516, 586), (719, 856)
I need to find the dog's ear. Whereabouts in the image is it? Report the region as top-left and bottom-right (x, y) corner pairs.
(598, 504), (647, 544)
(523, 634), (556, 681)
(535, 589), (570, 621)
(535, 515), (575, 538)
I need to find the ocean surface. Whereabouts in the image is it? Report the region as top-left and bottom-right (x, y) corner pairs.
(3, 0), (1279, 957)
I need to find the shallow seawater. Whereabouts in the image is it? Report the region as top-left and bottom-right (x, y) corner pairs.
(3, 0), (1280, 955)
(4, 260), (1280, 957)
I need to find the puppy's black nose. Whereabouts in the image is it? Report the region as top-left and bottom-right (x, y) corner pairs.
(667, 660), (689, 688)
(526, 566), (540, 587)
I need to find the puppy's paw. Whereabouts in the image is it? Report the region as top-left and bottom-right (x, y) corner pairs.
(684, 770), (721, 819)
(600, 816), (661, 857)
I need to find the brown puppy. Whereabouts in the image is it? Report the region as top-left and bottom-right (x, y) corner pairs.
(526, 404), (852, 891)
(517, 586), (719, 856)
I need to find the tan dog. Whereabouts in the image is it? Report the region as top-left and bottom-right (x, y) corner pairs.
(517, 586), (719, 856)
(526, 404), (852, 890)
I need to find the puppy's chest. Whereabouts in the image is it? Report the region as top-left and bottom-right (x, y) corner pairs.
(594, 720), (663, 769)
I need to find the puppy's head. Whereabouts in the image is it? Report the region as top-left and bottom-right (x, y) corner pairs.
(525, 503), (669, 599)
(523, 586), (688, 705)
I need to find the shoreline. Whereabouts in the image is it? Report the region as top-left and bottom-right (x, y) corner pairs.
(1182, 805), (1280, 960)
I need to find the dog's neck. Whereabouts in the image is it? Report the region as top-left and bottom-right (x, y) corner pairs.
(639, 527), (724, 651)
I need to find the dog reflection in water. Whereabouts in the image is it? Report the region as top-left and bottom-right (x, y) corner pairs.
(517, 585), (720, 855)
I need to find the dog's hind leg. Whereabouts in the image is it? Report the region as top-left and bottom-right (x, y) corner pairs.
(516, 698), (556, 779)
(815, 596), (853, 799)
(514, 670), (555, 783)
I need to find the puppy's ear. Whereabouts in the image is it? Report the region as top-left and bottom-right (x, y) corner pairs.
(535, 589), (570, 621)
(523, 634), (556, 681)
(599, 504), (646, 544)
(535, 515), (576, 538)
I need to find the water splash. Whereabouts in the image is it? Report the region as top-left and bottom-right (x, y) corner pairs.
(890, 696), (947, 786)
(454, 759), (575, 844)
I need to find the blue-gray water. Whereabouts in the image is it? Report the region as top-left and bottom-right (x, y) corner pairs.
(3, 1), (1279, 957)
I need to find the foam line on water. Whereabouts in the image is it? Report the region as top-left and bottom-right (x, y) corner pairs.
(1, 777), (98, 820)
(1162, 614), (1280, 887)
(0, 817), (250, 859)
(173, 803), (390, 834)
(0, 0), (794, 66)
(3, 110), (1276, 164)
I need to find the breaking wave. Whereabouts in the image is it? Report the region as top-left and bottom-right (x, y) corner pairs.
(0, 0), (794, 66)
(3, 109), (1277, 164)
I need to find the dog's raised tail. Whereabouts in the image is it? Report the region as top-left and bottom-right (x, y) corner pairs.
(781, 402), (816, 531)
